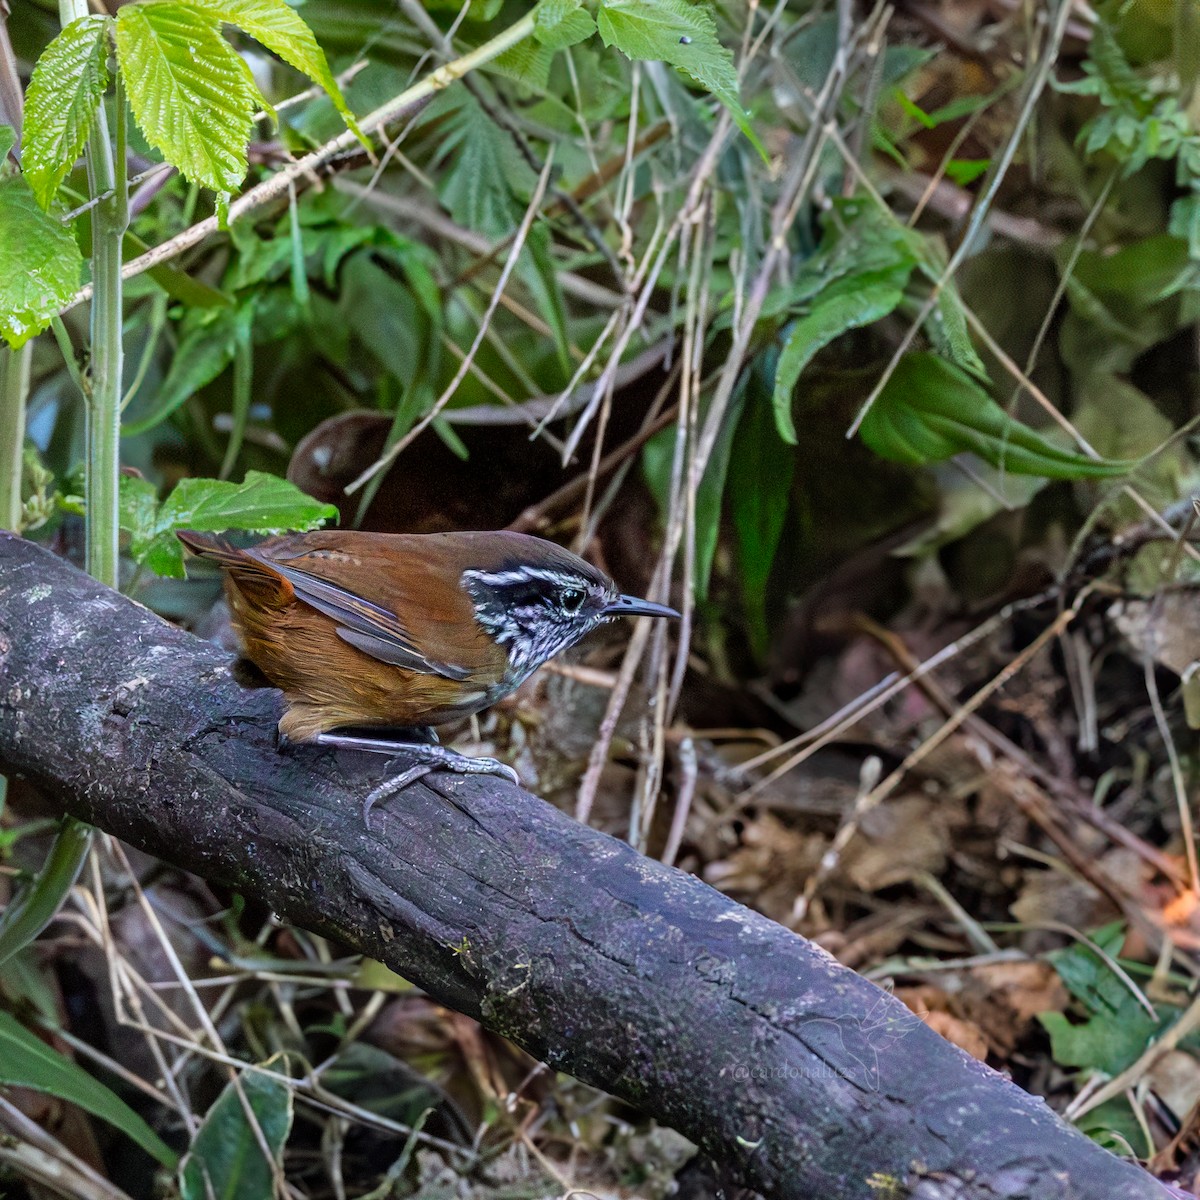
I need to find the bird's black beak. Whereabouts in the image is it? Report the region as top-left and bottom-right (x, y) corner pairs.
(604, 594), (680, 619)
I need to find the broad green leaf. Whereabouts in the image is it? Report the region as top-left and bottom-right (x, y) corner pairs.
(22, 15), (110, 210)
(340, 255), (429, 383)
(166, 470), (337, 542)
(0, 818), (91, 973)
(773, 279), (904, 443)
(1076, 1098), (1149, 1157)
(534, 0), (596, 50)
(1039, 926), (1200, 1078)
(945, 157), (990, 186)
(125, 471), (337, 577)
(321, 1041), (445, 1124)
(179, 1067), (292, 1200)
(181, 0), (365, 144)
(731, 359), (795, 658)
(859, 353), (1133, 480)
(0, 1010), (177, 1166)
(0, 125), (13, 161)
(596, 0), (764, 158)
(115, 2), (261, 192)
(0, 176), (84, 349)
(119, 474), (163, 561)
(1044, 923), (1128, 1011)
(122, 303), (248, 435)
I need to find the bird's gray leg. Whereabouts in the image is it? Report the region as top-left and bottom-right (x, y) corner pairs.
(312, 731), (521, 829)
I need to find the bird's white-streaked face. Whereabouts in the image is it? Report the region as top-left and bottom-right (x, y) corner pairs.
(461, 564), (616, 681)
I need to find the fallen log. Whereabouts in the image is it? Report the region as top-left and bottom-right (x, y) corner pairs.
(0, 531), (1178, 1199)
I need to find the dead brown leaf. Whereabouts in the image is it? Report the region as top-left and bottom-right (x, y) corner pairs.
(895, 984), (989, 1061)
(703, 813), (825, 924)
(843, 794), (966, 892)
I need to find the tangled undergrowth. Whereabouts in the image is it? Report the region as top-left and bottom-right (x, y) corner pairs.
(5, 0), (1200, 1195)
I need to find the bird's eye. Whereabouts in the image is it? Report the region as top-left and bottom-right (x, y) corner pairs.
(561, 588), (584, 613)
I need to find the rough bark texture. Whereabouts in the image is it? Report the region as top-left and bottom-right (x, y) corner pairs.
(0, 532), (1177, 1200)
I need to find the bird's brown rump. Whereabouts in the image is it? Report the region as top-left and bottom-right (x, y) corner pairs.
(178, 531), (501, 739)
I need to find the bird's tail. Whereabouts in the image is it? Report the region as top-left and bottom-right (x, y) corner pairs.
(177, 530), (250, 568)
(177, 531), (294, 609)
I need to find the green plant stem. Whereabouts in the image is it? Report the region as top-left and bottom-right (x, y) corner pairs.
(0, 345), (30, 532)
(49, 317), (89, 404)
(0, 0), (129, 967)
(0, 343), (31, 848)
(83, 43), (127, 588)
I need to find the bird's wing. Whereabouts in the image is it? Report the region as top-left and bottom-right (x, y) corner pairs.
(250, 549), (482, 682)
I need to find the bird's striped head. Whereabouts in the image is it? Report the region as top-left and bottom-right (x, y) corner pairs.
(460, 545), (677, 682)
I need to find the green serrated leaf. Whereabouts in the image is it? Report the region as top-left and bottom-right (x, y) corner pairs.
(435, 94), (532, 236)
(773, 279), (905, 443)
(0, 176), (84, 348)
(22, 15), (111, 210)
(163, 472), (335, 539)
(0, 1011), (177, 1166)
(596, 0), (764, 159)
(859, 353), (1133, 479)
(179, 0), (365, 145)
(534, 0), (596, 50)
(179, 1067), (292, 1200)
(124, 471), (337, 577)
(115, 2), (260, 192)
(489, 37), (556, 89)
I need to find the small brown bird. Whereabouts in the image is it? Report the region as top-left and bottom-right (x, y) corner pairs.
(178, 529), (678, 821)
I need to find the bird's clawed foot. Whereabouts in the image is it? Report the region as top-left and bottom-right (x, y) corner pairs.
(312, 732), (520, 829)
